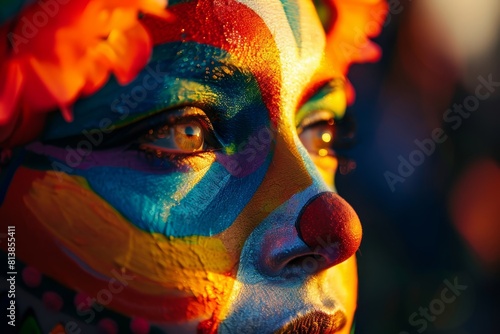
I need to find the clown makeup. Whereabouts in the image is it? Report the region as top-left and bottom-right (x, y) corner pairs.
(0, 1), (369, 333)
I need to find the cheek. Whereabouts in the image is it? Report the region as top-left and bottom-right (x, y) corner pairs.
(309, 154), (338, 189)
(76, 158), (216, 236)
(316, 257), (358, 334)
(0, 166), (240, 322)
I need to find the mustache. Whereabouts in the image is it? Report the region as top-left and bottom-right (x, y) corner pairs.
(274, 310), (347, 334)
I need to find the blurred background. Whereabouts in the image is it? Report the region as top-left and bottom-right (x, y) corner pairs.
(337, 0), (500, 333)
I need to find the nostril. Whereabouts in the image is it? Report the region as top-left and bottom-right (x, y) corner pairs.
(280, 252), (339, 279)
(260, 239), (343, 279)
(260, 238), (317, 277)
(296, 192), (362, 268)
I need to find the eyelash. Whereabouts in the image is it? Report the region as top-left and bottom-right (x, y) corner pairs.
(136, 114), (221, 157)
(46, 108), (222, 164)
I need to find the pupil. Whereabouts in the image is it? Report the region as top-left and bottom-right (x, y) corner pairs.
(185, 126), (194, 136)
(183, 125), (200, 137)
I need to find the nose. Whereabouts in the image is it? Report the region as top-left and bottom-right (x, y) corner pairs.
(295, 192), (362, 268)
(258, 191), (362, 277)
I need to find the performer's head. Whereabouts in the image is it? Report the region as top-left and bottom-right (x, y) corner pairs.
(0, 1), (387, 332)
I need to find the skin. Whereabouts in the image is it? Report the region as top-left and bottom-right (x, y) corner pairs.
(0, 0), (362, 333)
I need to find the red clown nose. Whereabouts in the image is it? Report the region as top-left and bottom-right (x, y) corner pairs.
(296, 192), (362, 267)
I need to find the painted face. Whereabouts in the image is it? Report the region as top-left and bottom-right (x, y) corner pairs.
(0, 1), (362, 333)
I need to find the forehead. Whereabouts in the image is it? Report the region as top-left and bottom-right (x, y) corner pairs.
(145, 0), (326, 117)
(163, 0), (325, 56)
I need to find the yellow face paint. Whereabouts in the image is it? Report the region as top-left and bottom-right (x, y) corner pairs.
(3, 167), (235, 321)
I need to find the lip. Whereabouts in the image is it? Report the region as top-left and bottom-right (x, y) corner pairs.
(274, 311), (347, 334)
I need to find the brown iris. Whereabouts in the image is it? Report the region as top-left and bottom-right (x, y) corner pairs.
(173, 121), (204, 152)
(298, 118), (336, 157)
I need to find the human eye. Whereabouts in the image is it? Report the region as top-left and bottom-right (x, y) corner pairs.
(297, 110), (337, 158)
(71, 105), (224, 168)
(137, 106), (221, 158)
(297, 109), (356, 176)
(296, 80), (357, 176)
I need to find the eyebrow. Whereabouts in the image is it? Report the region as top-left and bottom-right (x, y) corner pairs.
(297, 78), (345, 111)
